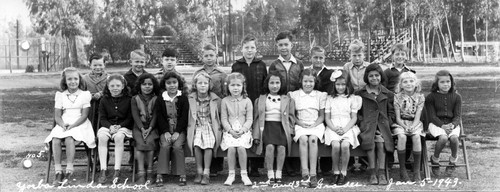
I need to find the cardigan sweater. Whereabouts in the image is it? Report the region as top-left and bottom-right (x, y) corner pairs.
(99, 95), (133, 129)
(424, 91), (462, 128)
(156, 93), (189, 134)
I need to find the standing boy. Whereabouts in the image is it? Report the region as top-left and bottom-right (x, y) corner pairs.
(309, 46), (334, 176)
(343, 39), (370, 91)
(83, 53), (109, 127)
(384, 43), (416, 92)
(156, 48), (188, 93)
(193, 43), (227, 177)
(231, 35), (268, 177)
(268, 31), (304, 177)
(124, 49), (149, 93)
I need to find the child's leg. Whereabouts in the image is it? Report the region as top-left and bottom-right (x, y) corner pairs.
(136, 150), (145, 173)
(203, 149), (213, 175)
(411, 134), (422, 181)
(146, 151), (154, 170)
(340, 140), (350, 176)
(52, 138), (63, 172)
(64, 137), (76, 172)
(194, 147), (203, 174)
(397, 134), (407, 151)
(265, 144), (275, 179)
(237, 147), (248, 171)
(308, 136), (319, 177)
(276, 145), (286, 179)
(113, 133), (126, 170)
(376, 142), (387, 184)
(298, 135), (309, 177)
(449, 135), (459, 160)
(331, 141), (341, 174)
(97, 132), (110, 170)
(433, 135), (448, 159)
(157, 135), (172, 175)
(397, 134), (409, 180)
(227, 147), (236, 172)
(367, 147), (377, 184)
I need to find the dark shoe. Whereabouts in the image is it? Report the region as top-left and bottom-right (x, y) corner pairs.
(179, 176), (187, 186)
(413, 171), (422, 183)
(249, 169), (260, 177)
(330, 174), (340, 185)
(400, 169), (411, 182)
(275, 178), (282, 184)
(136, 172), (146, 184)
(300, 176), (310, 187)
(309, 176), (318, 188)
(156, 174), (164, 187)
(52, 172), (64, 186)
(378, 171), (388, 185)
(146, 170), (154, 185)
(97, 170), (107, 184)
(322, 171), (332, 176)
(112, 169), (121, 183)
(64, 172), (74, 185)
(200, 174), (210, 185)
(337, 174), (347, 185)
(194, 174), (202, 184)
(209, 169), (218, 177)
(445, 163), (456, 176)
(369, 174), (378, 185)
(431, 156), (441, 176)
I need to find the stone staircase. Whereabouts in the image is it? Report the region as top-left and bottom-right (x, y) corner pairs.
(143, 36), (200, 66)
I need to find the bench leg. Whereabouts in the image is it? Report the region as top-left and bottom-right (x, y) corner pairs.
(461, 138), (471, 180)
(422, 140), (431, 181)
(46, 148), (52, 183)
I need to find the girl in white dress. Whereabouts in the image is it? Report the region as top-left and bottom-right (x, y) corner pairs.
(324, 70), (362, 185)
(44, 67), (96, 186)
(288, 68), (327, 188)
(220, 73), (253, 186)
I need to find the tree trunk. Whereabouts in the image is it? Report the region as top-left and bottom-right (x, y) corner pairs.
(336, 16), (341, 46)
(474, 16), (479, 62)
(436, 28), (444, 62)
(445, 15), (457, 62)
(438, 26), (450, 62)
(460, 14), (465, 62)
(410, 23), (413, 61)
(357, 16), (361, 39)
(389, 0), (396, 37)
(430, 28), (435, 61)
(422, 21), (426, 62)
(416, 22), (421, 61)
(485, 20), (489, 63)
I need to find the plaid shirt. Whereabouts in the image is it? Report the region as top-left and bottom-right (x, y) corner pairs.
(231, 57), (268, 103)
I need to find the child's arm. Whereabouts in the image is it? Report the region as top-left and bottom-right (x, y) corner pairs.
(450, 93), (462, 128)
(288, 98), (297, 135)
(425, 94), (445, 127)
(410, 95), (425, 129)
(220, 99), (231, 132)
(387, 92), (396, 127)
(130, 98), (145, 130)
(394, 97), (409, 130)
(311, 109), (325, 128)
(342, 112), (358, 133)
(68, 92), (91, 129)
(99, 98), (111, 128)
(252, 98), (261, 140)
(242, 99), (253, 133)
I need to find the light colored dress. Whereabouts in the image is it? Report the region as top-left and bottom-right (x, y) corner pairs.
(324, 95), (362, 148)
(289, 89), (327, 142)
(392, 92), (425, 136)
(220, 96), (253, 150)
(44, 90), (96, 148)
(193, 96), (216, 149)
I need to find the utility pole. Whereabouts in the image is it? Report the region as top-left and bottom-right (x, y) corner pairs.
(228, 0), (232, 63)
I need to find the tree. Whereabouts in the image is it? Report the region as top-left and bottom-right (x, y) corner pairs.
(26, 0), (95, 67)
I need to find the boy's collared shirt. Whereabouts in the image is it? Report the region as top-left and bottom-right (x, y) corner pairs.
(343, 61), (369, 91)
(231, 57), (268, 103)
(193, 65), (227, 98)
(277, 54), (297, 72)
(269, 54), (304, 93)
(384, 63), (416, 92)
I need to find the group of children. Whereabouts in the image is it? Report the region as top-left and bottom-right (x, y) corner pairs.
(44, 31), (462, 188)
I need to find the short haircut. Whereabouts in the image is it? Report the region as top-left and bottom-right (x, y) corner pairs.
(310, 46), (325, 54)
(329, 70), (354, 97)
(299, 68), (319, 90)
(160, 71), (187, 95)
(203, 43), (217, 52)
(191, 72), (212, 93)
(224, 72), (248, 98)
(241, 35), (257, 46)
(59, 67), (86, 91)
(431, 70), (456, 93)
(162, 48), (178, 58)
(88, 53), (104, 64)
(132, 73), (160, 96)
(263, 71), (286, 95)
(395, 71), (422, 94)
(391, 43), (409, 54)
(349, 39), (365, 53)
(363, 63), (387, 85)
(130, 49), (148, 60)
(103, 74), (128, 97)
(275, 31), (294, 42)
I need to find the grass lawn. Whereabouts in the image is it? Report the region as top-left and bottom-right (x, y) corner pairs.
(0, 66), (499, 191)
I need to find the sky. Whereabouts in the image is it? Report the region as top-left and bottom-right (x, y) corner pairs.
(0, 0), (31, 36)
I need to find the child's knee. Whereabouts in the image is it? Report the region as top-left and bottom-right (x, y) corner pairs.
(277, 145), (286, 153)
(411, 135), (421, 145)
(340, 140), (350, 149)
(438, 135), (448, 142)
(308, 136), (318, 144)
(299, 136), (308, 144)
(331, 141), (341, 150)
(52, 138), (62, 145)
(397, 134), (407, 142)
(266, 144), (275, 152)
(449, 135), (459, 143)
